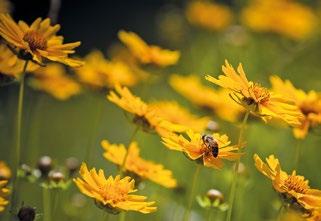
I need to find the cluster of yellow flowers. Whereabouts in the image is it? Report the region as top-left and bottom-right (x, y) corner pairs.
(184, 0), (318, 40)
(1, 2), (321, 220)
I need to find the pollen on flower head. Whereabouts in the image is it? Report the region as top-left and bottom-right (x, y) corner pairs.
(23, 31), (47, 51)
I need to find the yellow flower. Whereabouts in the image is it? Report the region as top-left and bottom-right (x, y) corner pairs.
(0, 180), (9, 212)
(108, 43), (150, 81)
(107, 85), (186, 136)
(271, 76), (321, 139)
(205, 60), (303, 126)
(149, 101), (210, 133)
(0, 44), (39, 78)
(308, 210), (321, 221)
(0, 0), (11, 14)
(101, 140), (177, 188)
(185, 0), (232, 31)
(0, 14), (83, 67)
(75, 50), (138, 88)
(30, 63), (81, 100)
(0, 161), (11, 180)
(170, 74), (243, 122)
(162, 130), (244, 169)
(254, 154), (321, 213)
(73, 163), (157, 214)
(118, 30), (180, 67)
(241, 0), (318, 40)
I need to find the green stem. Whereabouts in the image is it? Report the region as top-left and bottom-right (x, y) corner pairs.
(276, 204), (285, 221)
(118, 212), (126, 221)
(43, 188), (51, 221)
(294, 140), (301, 169)
(10, 60), (29, 215)
(118, 126), (140, 175)
(207, 209), (214, 221)
(183, 164), (201, 221)
(102, 212), (109, 221)
(85, 96), (104, 163)
(225, 111), (250, 221)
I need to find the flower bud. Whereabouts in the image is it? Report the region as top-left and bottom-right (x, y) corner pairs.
(17, 206), (36, 221)
(206, 189), (224, 203)
(65, 157), (80, 177)
(48, 171), (65, 183)
(37, 156), (52, 177)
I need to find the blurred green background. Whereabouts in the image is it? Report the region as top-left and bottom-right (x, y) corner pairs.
(1, 0), (321, 220)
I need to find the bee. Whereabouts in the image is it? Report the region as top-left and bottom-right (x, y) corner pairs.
(201, 134), (219, 158)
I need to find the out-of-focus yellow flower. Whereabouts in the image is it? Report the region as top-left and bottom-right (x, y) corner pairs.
(205, 60), (303, 126)
(0, 0), (11, 14)
(118, 30), (180, 67)
(30, 63), (81, 100)
(0, 180), (9, 212)
(162, 130), (244, 169)
(73, 163), (157, 214)
(271, 76), (321, 139)
(185, 0), (233, 31)
(0, 14), (83, 67)
(101, 140), (177, 188)
(308, 210), (321, 221)
(241, 0), (318, 40)
(149, 101), (210, 132)
(108, 44), (150, 81)
(0, 44), (38, 78)
(170, 74), (243, 122)
(0, 161), (11, 180)
(280, 211), (304, 221)
(107, 85), (186, 136)
(75, 50), (138, 88)
(254, 154), (321, 213)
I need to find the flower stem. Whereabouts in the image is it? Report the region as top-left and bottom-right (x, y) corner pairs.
(225, 111), (250, 221)
(118, 126), (140, 175)
(277, 204), (285, 221)
(43, 188), (51, 221)
(85, 96), (104, 164)
(183, 164), (201, 221)
(207, 209), (214, 221)
(10, 60), (29, 214)
(118, 212), (126, 221)
(294, 140), (302, 169)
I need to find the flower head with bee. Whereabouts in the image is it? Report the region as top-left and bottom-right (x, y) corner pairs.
(205, 60), (303, 126)
(162, 129), (244, 169)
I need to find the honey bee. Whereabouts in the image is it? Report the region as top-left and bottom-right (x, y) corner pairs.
(201, 134), (219, 158)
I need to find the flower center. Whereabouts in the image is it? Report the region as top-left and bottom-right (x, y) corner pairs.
(252, 83), (270, 104)
(284, 174), (309, 194)
(23, 31), (47, 51)
(99, 184), (127, 203)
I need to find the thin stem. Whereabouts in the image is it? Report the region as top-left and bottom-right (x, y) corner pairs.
(294, 140), (302, 169)
(276, 204), (285, 221)
(225, 111), (250, 221)
(102, 212), (109, 221)
(43, 188), (51, 221)
(10, 60), (29, 215)
(118, 126), (140, 175)
(85, 96), (104, 163)
(207, 209), (214, 221)
(118, 212), (126, 221)
(183, 164), (201, 221)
